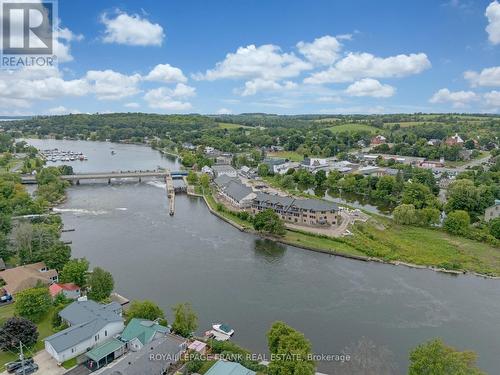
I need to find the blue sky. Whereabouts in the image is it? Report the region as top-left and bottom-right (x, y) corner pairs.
(1, 0), (500, 115)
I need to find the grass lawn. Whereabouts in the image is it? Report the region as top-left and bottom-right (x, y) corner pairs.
(445, 151), (489, 168)
(345, 221), (500, 275)
(328, 123), (379, 134)
(0, 304), (55, 369)
(267, 151), (305, 162)
(217, 122), (252, 130)
(62, 357), (77, 369)
(281, 220), (500, 276)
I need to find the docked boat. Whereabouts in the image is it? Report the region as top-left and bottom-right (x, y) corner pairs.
(212, 323), (234, 336)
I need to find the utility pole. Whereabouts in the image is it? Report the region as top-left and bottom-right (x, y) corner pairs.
(19, 341), (26, 375)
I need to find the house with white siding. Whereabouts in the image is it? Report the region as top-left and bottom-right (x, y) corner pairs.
(44, 300), (124, 364)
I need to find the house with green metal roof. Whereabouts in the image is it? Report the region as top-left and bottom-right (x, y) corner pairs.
(204, 360), (256, 375)
(120, 318), (170, 351)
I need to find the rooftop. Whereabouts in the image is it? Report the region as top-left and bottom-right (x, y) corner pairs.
(0, 262), (57, 295)
(45, 300), (123, 353)
(204, 360), (256, 375)
(254, 192), (338, 212)
(120, 318), (170, 345)
(99, 335), (187, 375)
(86, 338), (125, 363)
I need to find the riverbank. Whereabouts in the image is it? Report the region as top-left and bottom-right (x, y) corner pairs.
(196, 187), (500, 278)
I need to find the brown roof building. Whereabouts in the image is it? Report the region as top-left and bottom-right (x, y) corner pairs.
(0, 262), (58, 295)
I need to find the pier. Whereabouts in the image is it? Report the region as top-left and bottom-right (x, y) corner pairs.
(165, 172), (175, 216)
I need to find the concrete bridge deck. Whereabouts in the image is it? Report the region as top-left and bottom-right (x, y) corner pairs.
(20, 170), (188, 184)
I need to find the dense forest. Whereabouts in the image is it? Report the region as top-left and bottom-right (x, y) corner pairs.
(2, 113), (499, 160)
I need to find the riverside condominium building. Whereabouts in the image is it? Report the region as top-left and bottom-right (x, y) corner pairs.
(251, 192), (340, 226)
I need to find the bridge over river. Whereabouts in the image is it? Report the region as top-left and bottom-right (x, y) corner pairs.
(20, 170), (188, 184)
(21, 170), (188, 215)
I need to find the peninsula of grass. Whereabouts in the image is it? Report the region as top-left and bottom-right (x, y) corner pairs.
(201, 188), (500, 277)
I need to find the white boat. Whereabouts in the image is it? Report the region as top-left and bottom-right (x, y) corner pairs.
(212, 323), (234, 336)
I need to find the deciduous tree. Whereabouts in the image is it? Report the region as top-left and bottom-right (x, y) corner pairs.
(171, 302), (198, 337)
(409, 339), (484, 375)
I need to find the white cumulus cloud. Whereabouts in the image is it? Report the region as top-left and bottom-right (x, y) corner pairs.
(101, 11), (164, 46)
(85, 70), (142, 100)
(145, 64), (187, 83)
(241, 79), (297, 96)
(297, 35), (343, 66)
(464, 66), (500, 87)
(485, 1), (500, 45)
(47, 106), (81, 115)
(305, 52), (431, 84)
(484, 90), (500, 107)
(429, 88), (478, 107)
(194, 44), (311, 81)
(345, 78), (395, 98)
(144, 87), (192, 112)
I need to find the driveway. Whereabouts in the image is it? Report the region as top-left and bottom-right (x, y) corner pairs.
(34, 351), (67, 375)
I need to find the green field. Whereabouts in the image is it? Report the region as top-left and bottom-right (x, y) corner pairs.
(284, 220), (500, 276)
(328, 123), (379, 134)
(203, 185), (500, 276)
(217, 122), (252, 129)
(267, 151), (305, 161)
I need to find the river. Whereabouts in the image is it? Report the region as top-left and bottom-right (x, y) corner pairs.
(25, 139), (500, 374)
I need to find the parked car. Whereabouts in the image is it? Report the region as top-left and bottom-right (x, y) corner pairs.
(15, 363), (38, 375)
(5, 358), (33, 373)
(0, 293), (13, 303)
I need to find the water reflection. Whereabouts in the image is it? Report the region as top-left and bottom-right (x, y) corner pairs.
(331, 337), (398, 375)
(254, 239), (286, 263)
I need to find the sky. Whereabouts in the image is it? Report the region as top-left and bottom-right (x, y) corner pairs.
(0, 0), (500, 115)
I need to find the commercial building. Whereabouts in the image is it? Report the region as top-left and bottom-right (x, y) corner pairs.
(251, 192), (339, 226)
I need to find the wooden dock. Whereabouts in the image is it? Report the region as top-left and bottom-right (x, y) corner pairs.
(166, 173), (175, 216)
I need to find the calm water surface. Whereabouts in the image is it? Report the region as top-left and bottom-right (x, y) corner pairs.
(25, 139), (500, 374)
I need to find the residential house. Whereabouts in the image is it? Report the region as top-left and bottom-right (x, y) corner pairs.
(212, 165), (238, 178)
(215, 153), (234, 165)
(262, 158), (298, 175)
(419, 159), (445, 169)
(370, 135), (387, 145)
(44, 300), (124, 363)
(301, 157), (328, 172)
(357, 166), (385, 177)
(427, 139), (441, 146)
(182, 142), (196, 150)
(49, 283), (81, 300)
(120, 318), (171, 351)
(204, 360), (256, 375)
(98, 334), (187, 375)
(445, 133), (464, 147)
(85, 318), (174, 371)
(201, 165), (214, 176)
(485, 200), (500, 222)
(251, 192), (339, 226)
(238, 165), (256, 178)
(0, 262), (58, 295)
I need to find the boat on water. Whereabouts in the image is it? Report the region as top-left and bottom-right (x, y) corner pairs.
(212, 323), (235, 336)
